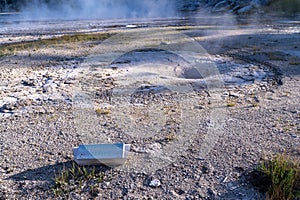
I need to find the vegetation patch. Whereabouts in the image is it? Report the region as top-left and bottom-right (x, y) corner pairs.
(227, 102), (236, 107)
(289, 57), (300, 66)
(0, 32), (113, 57)
(53, 162), (105, 198)
(95, 107), (111, 115)
(249, 155), (300, 200)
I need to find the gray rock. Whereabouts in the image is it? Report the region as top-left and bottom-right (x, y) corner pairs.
(202, 162), (213, 174)
(238, 5), (254, 14)
(0, 113), (13, 118)
(231, 5), (242, 12)
(213, 1), (230, 12)
(179, 0), (201, 11)
(290, 133), (298, 138)
(43, 79), (57, 93)
(193, 0), (272, 14)
(149, 179), (161, 187)
(64, 79), (76, 84)
(170, 190), (179, 197)
(229, 92), (241, 98)
(22, 79), (39, 87)
(252, 0), (270, 6)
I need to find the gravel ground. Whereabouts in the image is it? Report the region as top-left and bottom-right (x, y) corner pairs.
(0, 15), (299, 199)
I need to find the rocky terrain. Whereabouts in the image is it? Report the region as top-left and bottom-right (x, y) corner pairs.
(180, 0), (300, 15)
(180, 0), (269, 12)
(0, 9), (299, 200)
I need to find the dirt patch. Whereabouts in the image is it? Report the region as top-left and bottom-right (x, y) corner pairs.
(0, 16), (299, 199)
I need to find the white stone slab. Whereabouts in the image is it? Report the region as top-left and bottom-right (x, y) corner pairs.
(73, 143), (130, 167)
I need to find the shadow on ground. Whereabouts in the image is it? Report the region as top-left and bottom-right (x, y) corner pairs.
(7, 161), (73, 182)
(7, 161), (110, 182)
(5, 161), (110, 197)
(218, 168), (268, 200)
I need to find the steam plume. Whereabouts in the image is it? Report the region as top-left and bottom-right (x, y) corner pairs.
(20, 0), (176, 20)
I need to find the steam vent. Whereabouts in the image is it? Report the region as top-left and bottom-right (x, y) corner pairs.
(0, 0), (299, 199)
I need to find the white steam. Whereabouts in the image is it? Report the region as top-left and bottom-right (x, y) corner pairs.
(20, 0), (176, 20)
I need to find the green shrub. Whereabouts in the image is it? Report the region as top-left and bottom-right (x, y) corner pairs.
(259, 155), (300, 200)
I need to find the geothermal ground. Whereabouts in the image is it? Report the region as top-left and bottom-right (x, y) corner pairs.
(0, 14), (299, 199)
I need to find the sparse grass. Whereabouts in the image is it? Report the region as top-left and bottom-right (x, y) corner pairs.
(227, 102), (236, 107)
(252, 103), (259, 107)
(267, 52), (284, 61)
(276, 117), (282, 123)
(169, 25), (218, 31)
(0, 32), (112, 57)
(53, 162), (105, 197)
(165, 132), (176, 142)
(259, 155), (300, 200)
(227, 97), (237, 107)
(95, 107), (111, 115)
(289, 61), (300, 66)
(289, 57), (300, 65)
(250, 93), (259, 107)
(252, 45), (261, 53)
(283, 126), (292, 132)
(47, 114), (58, 122)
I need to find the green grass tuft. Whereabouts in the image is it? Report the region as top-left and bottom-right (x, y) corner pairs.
(227, 102), (236, 107)
(95, 107), (111, 115)
(53, 162), (105, 197)
(259, 155), (300, 200)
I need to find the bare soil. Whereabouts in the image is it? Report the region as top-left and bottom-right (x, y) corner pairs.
(0, 15), (299, 199)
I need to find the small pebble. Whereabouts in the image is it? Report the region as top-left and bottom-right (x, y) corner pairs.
(149, 179), (161, 187)
(290, 133), (298, 138)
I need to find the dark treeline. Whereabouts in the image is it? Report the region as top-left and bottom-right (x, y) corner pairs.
(0, 0), (22, 11)
(0, 0), (74, 12)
